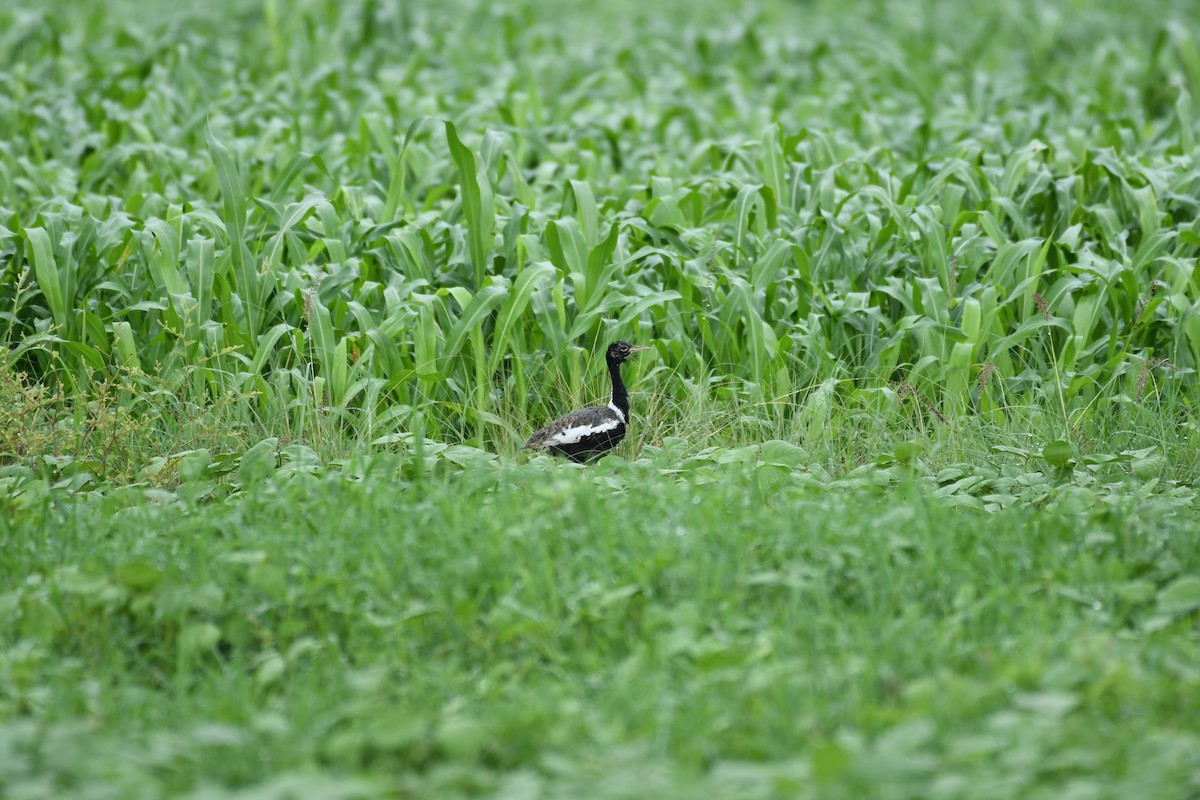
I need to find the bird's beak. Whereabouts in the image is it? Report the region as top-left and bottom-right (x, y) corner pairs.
(630, 345), (652, 352)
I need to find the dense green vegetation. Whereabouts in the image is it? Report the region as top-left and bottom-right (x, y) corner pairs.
(4, 468), (1199, 798)
(3, 0), (1200, 795)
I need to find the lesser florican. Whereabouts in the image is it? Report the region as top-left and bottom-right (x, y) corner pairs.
(524, 341), (652, 462)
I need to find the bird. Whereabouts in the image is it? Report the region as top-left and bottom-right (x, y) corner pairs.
(524, 341), (652, 462)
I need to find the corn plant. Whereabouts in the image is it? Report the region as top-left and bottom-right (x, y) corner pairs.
(2, 0), (1199, 459)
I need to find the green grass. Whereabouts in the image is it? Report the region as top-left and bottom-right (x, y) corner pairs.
(3, 0), (1200, 795)
(3, 468), (1200, 798)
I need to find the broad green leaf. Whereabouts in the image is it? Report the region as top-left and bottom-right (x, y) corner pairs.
(490, 262), (556, 373)
(445, 120), (495, 288)
(238, 437), (279, 488)
(565, 179), (600, 248)
(112, 321), (140, 369)
(25, 227), (68, 331)
(207, 125), (260, 341)
(250, 323), (295, 375)
(443, 283), (509, 364)
(113, 560), (163, 592)
(180, 622), (222, 654)
(1041, 440), (1074, 469)
(383, 116), (435, 220)
(1156, 575), (1200, 616)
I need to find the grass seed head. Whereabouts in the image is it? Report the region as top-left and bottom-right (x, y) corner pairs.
(1135, 357), (1179, 403)
(1032, 293), (1050, 321)
(1134, 281), (1158, 323)
(976, 361), (995, 394)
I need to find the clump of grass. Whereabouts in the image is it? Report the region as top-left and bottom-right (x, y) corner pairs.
(0, 361), (147, 484)
(896, 380), (949, 425)
(3, 466), (1199, 797)
(1135, 356), (1178, 403)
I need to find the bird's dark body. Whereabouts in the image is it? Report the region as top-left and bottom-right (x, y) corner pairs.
(524, 341), (650, 462)
(526, 405), (628, 462)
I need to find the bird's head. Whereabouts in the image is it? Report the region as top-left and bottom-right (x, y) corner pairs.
(607, 340), (652, 364)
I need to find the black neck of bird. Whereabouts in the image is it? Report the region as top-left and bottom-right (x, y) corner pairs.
(608, 356), (629, 418)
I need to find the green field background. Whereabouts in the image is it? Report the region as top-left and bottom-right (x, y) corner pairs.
(2, 0), (1200, 797)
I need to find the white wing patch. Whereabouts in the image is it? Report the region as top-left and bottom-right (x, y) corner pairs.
(607, 403), (627, 424)
(546, 417), (621, 446)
